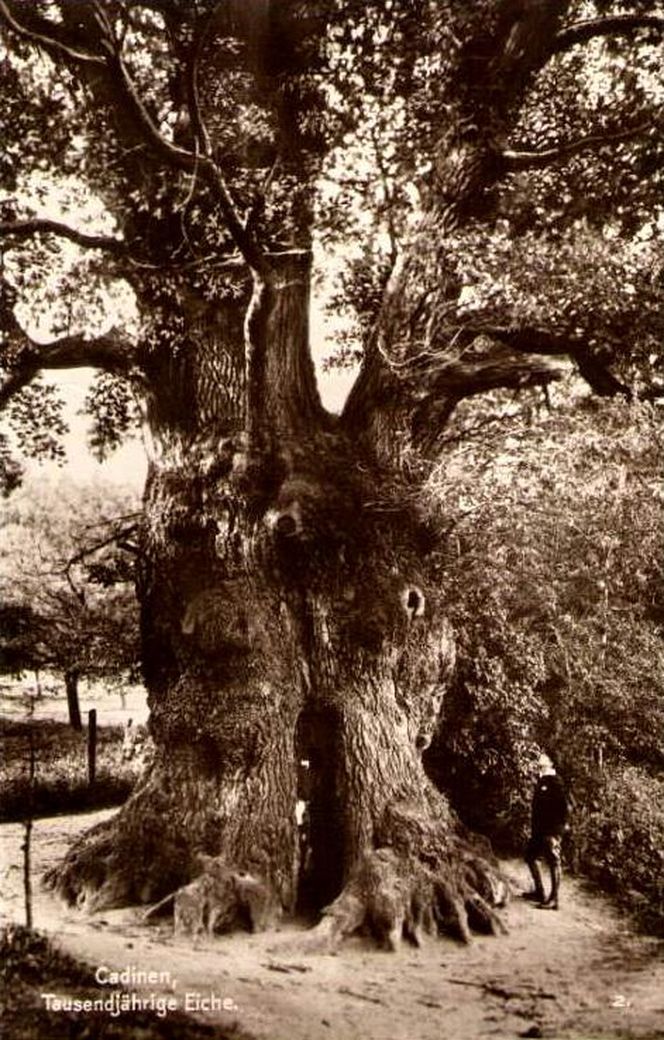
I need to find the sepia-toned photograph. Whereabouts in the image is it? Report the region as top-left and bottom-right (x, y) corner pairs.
(1, 2), (663, 1038)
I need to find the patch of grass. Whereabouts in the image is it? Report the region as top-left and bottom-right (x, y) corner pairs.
(0, 719), (138, 822)
(0, 926), (252, 1040)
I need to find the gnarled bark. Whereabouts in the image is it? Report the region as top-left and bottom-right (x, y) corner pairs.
(49, 431), (507, 944)
(43, 261), (505, 941)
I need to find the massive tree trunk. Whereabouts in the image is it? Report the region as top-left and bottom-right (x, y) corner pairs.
(47, 252), (506, 946)
(42, 0), (577, 948)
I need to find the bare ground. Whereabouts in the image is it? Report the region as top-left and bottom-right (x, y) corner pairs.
(1, 809), (663, 1040)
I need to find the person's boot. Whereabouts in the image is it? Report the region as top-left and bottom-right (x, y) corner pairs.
(524, 859), (545, 903)
(539, 863), (560, 909)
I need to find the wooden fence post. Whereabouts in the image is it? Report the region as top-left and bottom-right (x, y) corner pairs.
(88, 709), (97, 786)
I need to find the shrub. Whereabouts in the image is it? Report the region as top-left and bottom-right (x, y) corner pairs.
(569, 767), (664, 936)
(423, 396), (664, 930)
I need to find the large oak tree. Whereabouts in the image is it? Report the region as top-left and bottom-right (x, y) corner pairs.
(1, 0), (662, 947)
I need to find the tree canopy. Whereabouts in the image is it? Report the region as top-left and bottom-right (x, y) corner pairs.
(0, 0), (662, 472)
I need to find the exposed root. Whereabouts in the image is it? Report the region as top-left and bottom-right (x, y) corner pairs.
(43, 788), (200, 913)
(315, 844), (509, 951)
(465, 891), (509, 937)
(143, 891), (176, 922)
(45, 809), (281, 937)
(43, 816), (137, 913)
(173, 854), (279, 936)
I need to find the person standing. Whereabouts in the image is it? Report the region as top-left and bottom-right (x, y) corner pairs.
(524, 753), (568, 910)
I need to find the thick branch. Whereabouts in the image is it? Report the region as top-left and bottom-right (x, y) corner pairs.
(502, 120), (654, 171)
(553, 14), (664, 54)
(0, 219), (126, 255)
(418, 348), (567, 399)
(0, 329), (139, 410)
(404, 340), (567, 447)
(186, 19), (213, 158)
(341, 336), (567, 445)
(340, 347), (403, 435)
(476, 325), (632, 397)
(244, 253), (327, 452)
(343, 316), (640, 448)
(488, 0), (571, 96)
(0, 0), (105, 64)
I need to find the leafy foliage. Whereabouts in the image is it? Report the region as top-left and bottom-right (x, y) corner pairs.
(83, 372), (141, 461)
(7, 380), (68, 463)
(424, 392), (664, 924)
(571, 765), (664, 934)
(0, 473), (141, 685)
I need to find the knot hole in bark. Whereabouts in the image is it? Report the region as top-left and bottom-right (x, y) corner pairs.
(260, 473), (359, 579)
(402, 585), (425, 620)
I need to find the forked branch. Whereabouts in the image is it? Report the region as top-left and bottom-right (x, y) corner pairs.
(552, 13), (664, 54)
(502, 119), (655, 171)
(0, 219), (126, 255)
(0, 328), (140, 410)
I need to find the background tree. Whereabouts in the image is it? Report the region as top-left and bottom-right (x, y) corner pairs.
(0, 602), (48, 679)
(0, 474), (141, 728)
(0, 0), (662, 947)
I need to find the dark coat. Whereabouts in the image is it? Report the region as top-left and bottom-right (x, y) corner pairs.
(531, 773), (568, 838)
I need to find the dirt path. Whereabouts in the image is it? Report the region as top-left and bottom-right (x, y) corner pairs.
(1, 810), (663, 1040)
